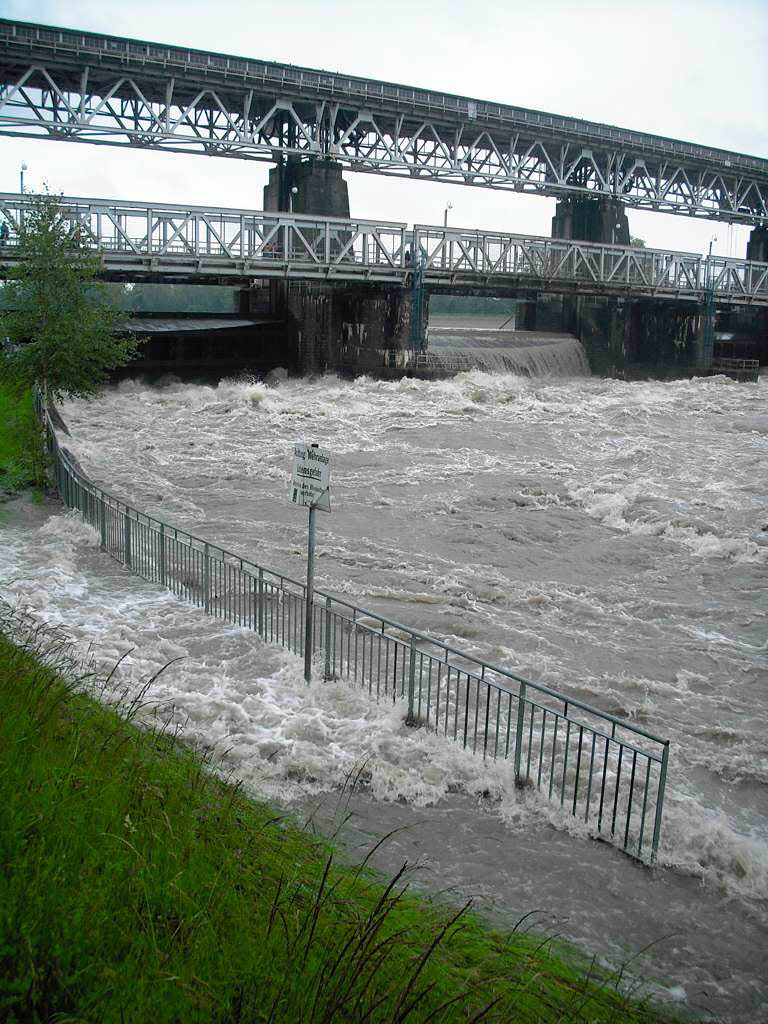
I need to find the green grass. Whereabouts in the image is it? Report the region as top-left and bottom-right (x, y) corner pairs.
(0, 605), (686, 1024)
(0, 380), (47, 493)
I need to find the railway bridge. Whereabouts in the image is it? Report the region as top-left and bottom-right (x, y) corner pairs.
(1, 19), (767, 243)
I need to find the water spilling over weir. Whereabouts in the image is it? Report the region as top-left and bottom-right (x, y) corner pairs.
(1, 334), (766, 1019)
(425, 319), (591, 378)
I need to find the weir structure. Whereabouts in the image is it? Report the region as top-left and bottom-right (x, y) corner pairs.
(1, 17), (766, 371)
(1, 191), (766, 374)
(37, 393), (670, 865)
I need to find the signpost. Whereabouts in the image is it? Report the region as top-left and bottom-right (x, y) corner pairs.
(290, 443), (331, 682)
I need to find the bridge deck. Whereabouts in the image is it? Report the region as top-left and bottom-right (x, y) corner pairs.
(1, 193), (767, 306)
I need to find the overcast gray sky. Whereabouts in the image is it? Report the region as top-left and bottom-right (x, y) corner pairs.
(2, 0), (766, 256)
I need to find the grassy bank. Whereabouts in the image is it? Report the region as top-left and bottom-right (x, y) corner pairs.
(0, 380), (46, 492)
(0, 607), (686, 1024)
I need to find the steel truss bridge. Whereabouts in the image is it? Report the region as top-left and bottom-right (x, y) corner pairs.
(1, 193), (767, 306)
(1, 19), (767, 227)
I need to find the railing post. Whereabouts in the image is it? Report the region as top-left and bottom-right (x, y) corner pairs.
(203, 542), (210, 614)
(324, 596), (332, 680)
(159, 522), (166, 586)
(650, 741), (670, 865)
(514, 680), (527, 785)
(123, 510), (132, 569)
(99, 497), (106, 551)
(406, 636), (417, 725)
(257, 567), (264, 637)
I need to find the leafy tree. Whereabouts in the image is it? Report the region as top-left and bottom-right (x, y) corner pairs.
(0, 192), (139, 401)
(630, 236), (646, 248)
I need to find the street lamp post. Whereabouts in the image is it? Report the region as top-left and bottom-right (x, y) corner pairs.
(20, 161), (27, 194)
(707, 235), (718, 290)
(701, 235), (718, 371)
(442, 202), (453, 268)
(289, 185), (298, 214)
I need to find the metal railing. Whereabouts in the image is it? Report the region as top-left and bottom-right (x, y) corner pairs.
(710, 357), (760, 381)
(711, 357), (760, 372)
(2, 193), (767, 306)
(0, 193), (409, 283)
(414, 225), (768, 305)
(39, 398), (670, 863)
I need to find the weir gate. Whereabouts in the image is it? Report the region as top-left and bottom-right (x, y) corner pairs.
(38, 396), (670, 865)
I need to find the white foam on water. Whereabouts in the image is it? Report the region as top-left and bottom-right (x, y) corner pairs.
(2, 503), (767, 911)
(2, 487), (768, 1019)
(0, 507), (540, 814)
(428, 336), (592, 377)
(31, 371), (767, 906)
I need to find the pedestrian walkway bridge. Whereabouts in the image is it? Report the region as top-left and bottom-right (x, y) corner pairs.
(2, 193), (767, 306)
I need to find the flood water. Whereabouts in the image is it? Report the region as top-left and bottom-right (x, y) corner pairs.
(1, 327), (766, 1020)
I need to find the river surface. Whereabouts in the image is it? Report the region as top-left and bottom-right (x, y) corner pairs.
(1, 331), (766, 1021)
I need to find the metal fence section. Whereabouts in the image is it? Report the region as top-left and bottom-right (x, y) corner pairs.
(41, 400), (670, 864)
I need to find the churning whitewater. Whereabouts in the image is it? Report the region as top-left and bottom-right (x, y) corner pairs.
(1, 340), (766, 1020)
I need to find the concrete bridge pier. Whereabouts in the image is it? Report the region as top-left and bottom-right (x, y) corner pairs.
(240, 278), (424, 376)
(260, 157), (424, 375)
(551, 196), (631, 245)
(558, 295), (700, 375)
(551, 197), (632, 372)
(290, 282), (425, 375)
(747, 226), (768, 263)
(517, 291), (539, 330)
(263, 157), (350, 217)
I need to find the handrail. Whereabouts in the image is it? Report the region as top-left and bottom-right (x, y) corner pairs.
(38, 394), (670, 863)
(55, 439), (667, 747)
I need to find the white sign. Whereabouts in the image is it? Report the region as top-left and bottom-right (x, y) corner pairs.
(290, 444), (331, 512)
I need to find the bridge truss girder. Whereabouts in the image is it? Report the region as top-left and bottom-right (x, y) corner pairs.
(1, 193), (767, 306)
(0, 30), (766, 226)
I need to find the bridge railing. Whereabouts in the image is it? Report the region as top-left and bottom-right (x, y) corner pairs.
(0, 193), (409, 277)
(3, 193), (765, 303)
(37, 396), (670, 864)
(412, 225), (768, 302)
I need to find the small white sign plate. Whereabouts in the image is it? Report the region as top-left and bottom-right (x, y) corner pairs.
(290, 444), (331, 512)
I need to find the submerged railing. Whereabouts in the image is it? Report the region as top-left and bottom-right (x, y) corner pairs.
(40, 400), (669, 864)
